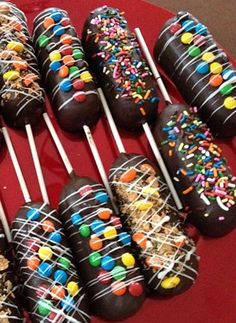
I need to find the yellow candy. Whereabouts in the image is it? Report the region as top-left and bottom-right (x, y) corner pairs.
(180, 32), (193, 45)
(133, 200), (153, 211)
(142, 186), (160, 197)
(7, 41), (24, 52)
(121, 253), (135, 268)
(210, 62), (223, 74)
(202, 52), (215, 63)
(3, 70), (20, 81)
(224, 97), (236, 110)
(38, 246), (53, 261)
(67, 281), (79, 296)
(49, 50), (61, 62)
(80, 71), (93, 83)
(103, 226), (117, 240)
(161, 276), (181, 289)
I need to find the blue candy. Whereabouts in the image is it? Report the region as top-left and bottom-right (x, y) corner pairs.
(182, 20), (195, 31)
(196, 62), (209, 74)
(195, 23), (207, 35)
(61, 295), (75, 312)
(27, 208), (41, 221)
(119, 232), (131, 246)
(222, 69), (236, 80)
(95, 191), (109, 203)
(53, 24), (65, 36)
(50, 11), (63, 22)
(49, 231), (62, 243)
(49, 60), (61, 72)
(101, 256), (115, 271)
(71, 213), (82, 226)
(38, 262), (53, 277)
(91, 219), (105, 234)
(59, 79), (72, 92)
(54, 269), (68, 284)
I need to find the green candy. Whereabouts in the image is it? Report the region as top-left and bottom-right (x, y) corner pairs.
(37, 299), (52, 316)
(89, 252), (101, 267)
(79, 224), (90, 237)
(111, 266), (126, 281)
(58, 257), (71, 270)
(38, 35), (49, 48)
(69, 66), (80, 78)
(73, 49), (84, 60)
(220, 84), (233, 95)
(188, 45), (201, 57)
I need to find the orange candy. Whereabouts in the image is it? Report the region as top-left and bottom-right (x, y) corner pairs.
(62, 55), (75, 67)
(60, 34), (73, 45)
(27, 256), (40, 270)
(43, 17), (55, 29)
(209, 74), (223, 87)
(59, 65), (69, 78)
(89, 235), (103, 251)
(23, 73), (38, 87)
(51, 285), (66, 300)
(42, 220), (55, 232)
(9, 20), (22, 31)
(12, 56), (27, 70)
(120, 168), (137, 183)
(97, 208), (112, 220)
(111, 281), (127, 296)
(132, 232), (147, 248)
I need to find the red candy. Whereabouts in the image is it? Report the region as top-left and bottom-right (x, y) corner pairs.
(73, 92), (86, 103)
(170, 23), (181, 34)
(27, 238), (40, 251)
(110, 216), (122, 229)
(98, 269), (112, 285)
(36, 284), (50, 298)
(128, 282), (143, 297)
(60, 45), (73, 56)
(193, 35), (206, 46)
(72, 79), (85, 90)
(61, 17), (70, 27)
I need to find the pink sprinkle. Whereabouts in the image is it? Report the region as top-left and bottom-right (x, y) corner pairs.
(174, 127), (180, 133)
(195, 174), (201, 182)
(218, 216), (225, 221)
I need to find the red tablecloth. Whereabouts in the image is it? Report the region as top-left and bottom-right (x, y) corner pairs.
(1, 1), (236, 322)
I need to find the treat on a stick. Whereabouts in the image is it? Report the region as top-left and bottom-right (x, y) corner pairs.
(154, 11), (236, 138)
(134, 28), (236, 237)
(98, 88), (198, 295)
(33, 8), (101, 133)
(0, 2), (45, 129)
(82, 5), (159, 131)
(2, 127), (90, 322)
(43, 113), (146, 320)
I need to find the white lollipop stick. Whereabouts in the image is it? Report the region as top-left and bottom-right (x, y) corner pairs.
(25, 124), (49, 204)
(98, 88), (126, 154)
(0, 200), (11, 243)
(43, 113), (74, 176)
(134, 27), (172, 104)
(83, 125), (119, 214)
(2, 127), (31, 203)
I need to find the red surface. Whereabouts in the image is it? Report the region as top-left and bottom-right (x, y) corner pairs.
(1, 1), (236, 323)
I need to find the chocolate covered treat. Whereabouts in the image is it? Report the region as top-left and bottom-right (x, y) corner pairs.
(59, 175), (145, 321)
(33, 8), (101, 133)
(109, 153), (198, 295)
(0, 2), (45, 129)
(82, 6), (159, 131)
(11, 201), (90, 323)
(154, 11), (236, 138)
(0, 223), (23, 322)
(154, 104), (236, 237)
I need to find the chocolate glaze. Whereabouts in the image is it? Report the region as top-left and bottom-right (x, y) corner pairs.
(154, 11), (236, 138)
(154, 104), (236, 237)
(33, 8), (101, 133)
(0, 2), (45, 129)
(0, 223), (23, 322)
(82, 6), (159, 131)
(59, 175), (145, 321)
(11, 201), (90, 323)
(109, 153), (198, 295)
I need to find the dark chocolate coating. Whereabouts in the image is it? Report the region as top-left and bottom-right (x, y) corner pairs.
(33, 8), (101, 133)
(82, 6), (159, 131)
(59, 175), (145, 320)
(109, 153), (198, 295)
(0, 223), (23, 321)
(11, 201), (90, 323)
(154, 11), (236, 138)
(0, 2), (45, 129)
(154, 104), (236, 237)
